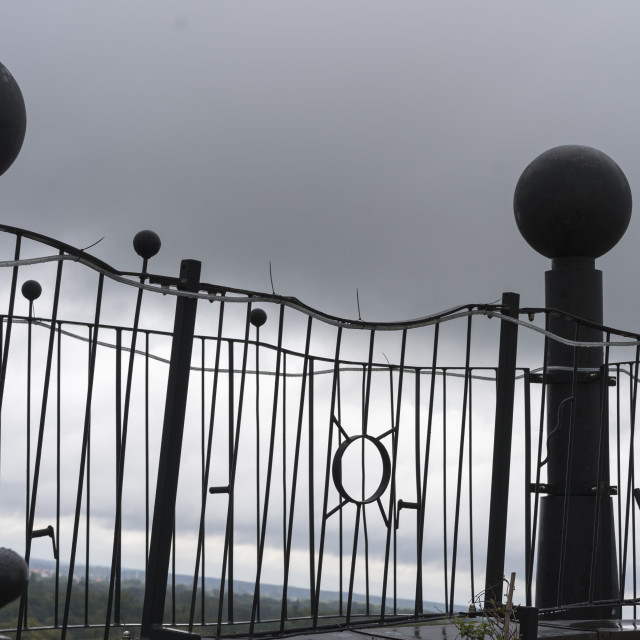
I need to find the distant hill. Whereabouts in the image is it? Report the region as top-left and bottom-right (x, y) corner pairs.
(28, 558), (451, 614)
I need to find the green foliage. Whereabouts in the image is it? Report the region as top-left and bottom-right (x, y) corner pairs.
(452, 616), (495, 640)
(451, 575), (521, 640)
(0, 572), (400, 638)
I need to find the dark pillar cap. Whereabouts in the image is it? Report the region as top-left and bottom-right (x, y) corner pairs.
(514, 145), (631, 259)
(0, 61), (26, 178)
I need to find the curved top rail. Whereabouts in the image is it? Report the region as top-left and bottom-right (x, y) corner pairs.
(520, 306), (640, 341)
(0, 223), (123, 277)
(0, 224), (504, 331)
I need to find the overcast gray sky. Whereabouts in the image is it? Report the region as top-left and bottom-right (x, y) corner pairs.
(4, 4), (640, 611)
(1, 1), (639, 328)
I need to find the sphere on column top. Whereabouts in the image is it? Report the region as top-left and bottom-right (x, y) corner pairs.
(0, 61), (27, 178)
(514, 145), (632, 259)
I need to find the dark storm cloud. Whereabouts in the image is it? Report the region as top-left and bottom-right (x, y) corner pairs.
(0, 1), (638, 330)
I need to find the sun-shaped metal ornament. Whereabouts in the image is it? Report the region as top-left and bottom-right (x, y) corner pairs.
(327, 415), (394, 526)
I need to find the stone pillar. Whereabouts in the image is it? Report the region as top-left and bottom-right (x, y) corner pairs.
(514, 145), (632, 618)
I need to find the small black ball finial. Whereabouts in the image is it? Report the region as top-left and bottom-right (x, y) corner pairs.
(21, 280), (42, 302)
(250, 308), (267, 328)
(514, 145), (632, 259)
(133, 230), (161, 259)
(0, 62), (27, 178)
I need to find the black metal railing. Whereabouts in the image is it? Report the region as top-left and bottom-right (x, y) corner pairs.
(1, 226), (640, 638)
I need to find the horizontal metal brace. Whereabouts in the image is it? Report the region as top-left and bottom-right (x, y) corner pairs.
(208, 485), (230, 494)
(530, 482), (617, 496)
(31, 525), (58, 560)
(395, 500), (419, 530)
(528, 371), (616, 386)
(147, 623), (200, 640)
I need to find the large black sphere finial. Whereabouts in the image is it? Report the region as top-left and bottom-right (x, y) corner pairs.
(514, 145), (632, 259)
(0, 61), (26, 178)
(0, 548), (28, 608)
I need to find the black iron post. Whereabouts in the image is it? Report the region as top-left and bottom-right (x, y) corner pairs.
(141, 259), (201, 640)
(484, 291), (520, 607)
(514, 145), (632, 619)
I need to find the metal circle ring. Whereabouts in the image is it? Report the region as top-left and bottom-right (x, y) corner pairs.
(331, 435), (391, 505)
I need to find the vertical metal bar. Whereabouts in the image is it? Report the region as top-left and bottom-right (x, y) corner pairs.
(363, 331), (376, 436)
(616, 364), (622, 582)
(337, 372), (343, 618)
(26, 298), (32, 557)
(483, 292), (520, 606)
(309, 358), (316, 621)
(381, 330), (407, 619)
(280, 317), (313, 633)
(22, 297), (32, 631)
(85, 325), (91, 627)
(416, 324), (440, 614)
(200, 338), (206, 626)
(589, 334), (612, 602)
(363, 494), (370, 615)
(140, 259), (201, 640)
(622, 356), (637, 598)
(449, 315), (473, 615)
(172, 518), (176, 626)
(281, 353), (288, 621)
(109, 241), (158, 633)
(468, 370), (475, 603)
(145, 331), (150, 575)
(313, 328), (343, 627)
(556, 322), (582, 606)
(414, 368), (421, 615)
(55, 322), (61, 628)
(18, 254), (64, 638)
(113, 328), (123, 629)
(189, 304), (225, 632)
(216, 309), (252, 636)
(528, 313), (550, 601)
(250, 305), (285, 634)
(61, 273), (104, 640)
(524, 369), (532, 607)
(0, 235), (21, 434)
(0, 238), (20, 604)
(255, 323), (262, 622)
(629, 356), (639, 611)
(228, 340), (235, 624)
(346, 504), (362, 625)
(442, 369), (449, 614)
(344, 330), (375, 620)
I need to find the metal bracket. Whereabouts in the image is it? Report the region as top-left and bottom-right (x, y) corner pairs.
(530, 482), (617, 496)
(208, 485), (230, 494)
(395, 500), (418, 529)
(31, 525), (58, 560)
(528, 371), (616, 386)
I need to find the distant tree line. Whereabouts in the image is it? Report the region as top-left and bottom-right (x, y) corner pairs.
(0, 573), (393, 639)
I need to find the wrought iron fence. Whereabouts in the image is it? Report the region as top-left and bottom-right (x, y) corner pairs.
(0, 225), (640, 638)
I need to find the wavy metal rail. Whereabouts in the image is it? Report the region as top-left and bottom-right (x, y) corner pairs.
(0, 226), (639, 639)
